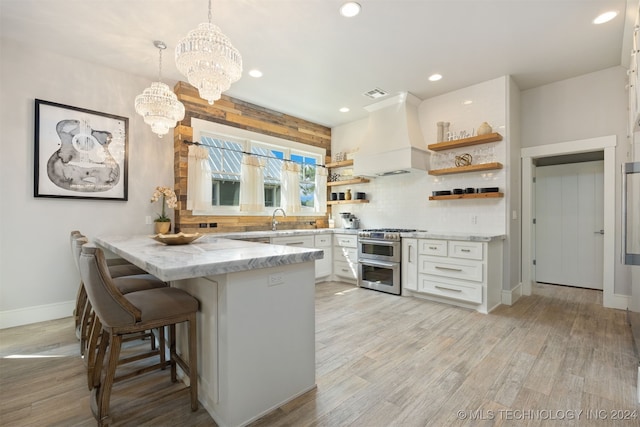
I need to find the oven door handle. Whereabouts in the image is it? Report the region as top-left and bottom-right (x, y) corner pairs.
(359, 259), (397, 269)
(358, 239), (397, 247)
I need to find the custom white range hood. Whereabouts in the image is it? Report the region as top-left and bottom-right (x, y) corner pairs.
(353, 92), (429, 177)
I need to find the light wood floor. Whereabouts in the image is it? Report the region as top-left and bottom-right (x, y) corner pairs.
(1, 282), (637, 426)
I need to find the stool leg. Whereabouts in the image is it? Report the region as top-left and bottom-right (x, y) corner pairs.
(169, 324), (177, 382)
(75, 283), (87, 334)
(150, 328), (157, 351)
(87, 316), (103, 390)
(188, 314), (198, 411)
(80, 300), (93, 356)
(96, 332), (121, 427)
(159, 326), (166, 370)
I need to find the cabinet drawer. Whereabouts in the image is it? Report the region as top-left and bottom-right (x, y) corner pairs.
(315, 248), (332, 279)
(419, 239), (447, 256)
(334, 234), (357, 248)
(448, 241), (483, 260)
(418, 256), (483, 282)
(334, 260), (357, 280)
(335, 247), (357, 264)
(271, 235), (314, 247)
(419, 275), (482, 304)
(314, 234), (332, 247)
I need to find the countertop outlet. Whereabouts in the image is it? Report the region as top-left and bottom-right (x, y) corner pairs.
(268, 273), (284, 286)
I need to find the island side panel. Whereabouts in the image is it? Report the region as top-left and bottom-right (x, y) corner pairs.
(175, 261), (316, 427)
(172, 276), (221, 413)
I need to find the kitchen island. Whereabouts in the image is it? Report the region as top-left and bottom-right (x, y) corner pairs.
(95, 234), (324, 427)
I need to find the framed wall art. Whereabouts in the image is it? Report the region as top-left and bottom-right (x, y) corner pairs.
(34, 99), (128, 200)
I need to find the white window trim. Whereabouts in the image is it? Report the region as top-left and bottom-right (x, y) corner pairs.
(191, 118), (326, 216)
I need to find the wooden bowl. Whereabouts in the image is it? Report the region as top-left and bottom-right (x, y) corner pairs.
(151, 232), (203, 245)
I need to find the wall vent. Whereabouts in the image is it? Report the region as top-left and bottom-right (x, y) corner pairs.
(362, 88), (388, 99)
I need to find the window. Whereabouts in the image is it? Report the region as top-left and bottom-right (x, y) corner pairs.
(252, 144), (283, 207)
(193, 119), (325, 215)
(204, 136), (243, 206)
(291, 153), (317, 208)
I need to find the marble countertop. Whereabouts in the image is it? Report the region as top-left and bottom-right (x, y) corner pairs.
(95, 234), (324, 282)
(213, 228), (502, 242)
(215, 228), (358, 240)
(400, 231), (505, 242)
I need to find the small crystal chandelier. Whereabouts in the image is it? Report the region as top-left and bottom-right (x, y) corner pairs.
(175, 0), (243, 105)
(135, 41), (185, 138)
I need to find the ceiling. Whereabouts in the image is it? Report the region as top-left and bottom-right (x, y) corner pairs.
(0, 0), (634, 128)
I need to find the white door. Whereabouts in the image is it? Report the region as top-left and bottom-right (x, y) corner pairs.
(535, 161), (604, 289)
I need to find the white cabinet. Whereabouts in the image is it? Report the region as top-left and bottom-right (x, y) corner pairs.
(333, 234), (358, 283)
(401, 238), (418, 293)
(406, 238), (502, 313)
(314, 234), (333, 280)
(271, 234), (332, 281)
(271, 235), (315, 247)
(418, 239), (447, 257)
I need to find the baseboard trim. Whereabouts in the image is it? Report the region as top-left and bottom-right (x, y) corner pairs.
(0, 300), (74, 329)
(501, 283), (522, 306)
(604, 292), (630, 311)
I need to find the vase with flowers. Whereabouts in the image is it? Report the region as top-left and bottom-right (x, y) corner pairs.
(151, 186), (177, 234)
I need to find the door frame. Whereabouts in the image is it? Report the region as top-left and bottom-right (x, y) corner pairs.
(521, 135), (621, 309)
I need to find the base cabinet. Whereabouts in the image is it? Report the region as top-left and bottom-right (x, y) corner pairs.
(314, 234), (333, 280)
(333, 234), (358, 283)
(406, 238), (503, 313)
(271, 234), (332, 282)
(401, 238), (418, 293)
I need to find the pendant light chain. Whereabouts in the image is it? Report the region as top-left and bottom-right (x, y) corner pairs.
(158, 47), (163, 82)
(208, 0), (212, 24)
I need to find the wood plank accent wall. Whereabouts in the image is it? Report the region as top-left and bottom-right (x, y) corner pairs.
(172, 81), (331, 234)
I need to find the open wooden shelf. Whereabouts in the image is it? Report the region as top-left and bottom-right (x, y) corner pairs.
(429, 192), (504, 201)
(326, 159), (354, 168)
(428, 133), (502, 151)
(327, 177), (370, 186)
(428, 162), (503, 176)
(327, 199), (370, 205)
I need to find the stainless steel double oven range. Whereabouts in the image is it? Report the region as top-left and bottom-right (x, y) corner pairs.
(357, 229), (416, 295)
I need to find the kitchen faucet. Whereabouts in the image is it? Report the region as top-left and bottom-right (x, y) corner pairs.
(272, 208), (286, 231)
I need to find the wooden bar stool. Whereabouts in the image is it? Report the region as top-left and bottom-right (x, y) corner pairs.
(71, 233), (169, 389)
(70, 231), (157, 343)
(70, 232), (168, 351)
(79, 244), (198, 427)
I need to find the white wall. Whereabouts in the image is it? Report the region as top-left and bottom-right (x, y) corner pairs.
(521, 66), (632, 296)
(521, 67), (629, 148)
(507, 77), (522, 295)
(0, 39), (174, 328)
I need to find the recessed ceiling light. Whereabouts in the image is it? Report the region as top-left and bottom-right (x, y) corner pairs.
(463, 100), (473, 105)
(339, 107), (350, 113)
(248, 69), (263, 78)
(340, 2), (361, 18)
(593, 11), (618, 24)
(428, 74), (442, 82)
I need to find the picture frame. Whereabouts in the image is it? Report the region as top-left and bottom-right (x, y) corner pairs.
(34, 99), (128, 200)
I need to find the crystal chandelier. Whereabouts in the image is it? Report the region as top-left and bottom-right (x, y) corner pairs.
(175, 0), (242, 105)
(135, 41), (185, 138)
